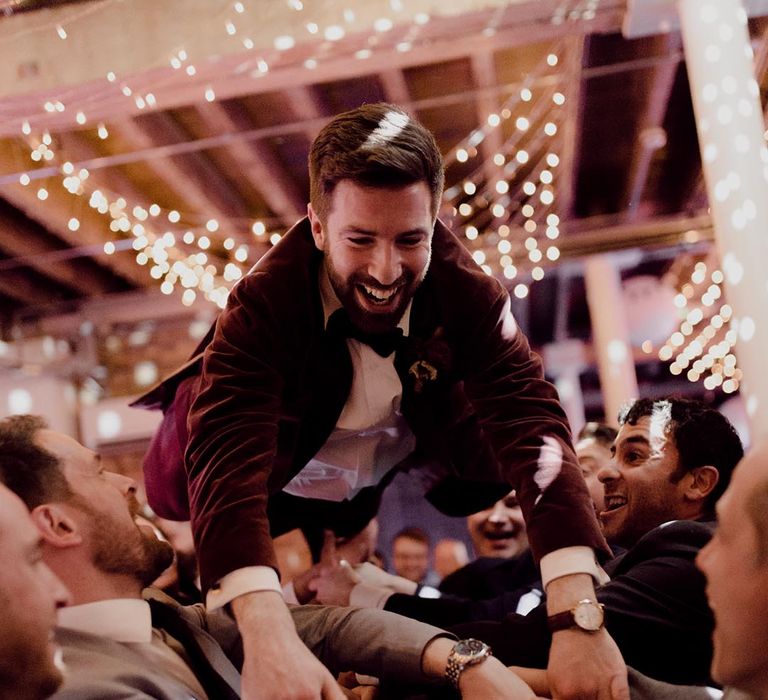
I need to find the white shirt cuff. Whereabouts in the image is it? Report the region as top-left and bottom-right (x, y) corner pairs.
(349, 582), (394, 609)
(206, 566), (282, 611)
(282, 580), (300, 605)
(540, 546), (610, 589)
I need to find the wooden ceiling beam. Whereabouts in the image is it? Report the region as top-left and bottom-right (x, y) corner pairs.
(140, 112), (252, 219)
(0, 3), (624, 138)
(59, 130), (161, 209)
(0, 181), (148, 287)
(379, 69), (412, 107)
(557, 35), (587, 221)
(194, 102), (305, 227)
(109, 116), (247, 236)
(0, 216), (114, 296)
(622, 34), (681, 219)
(282, 86), (328, 143)
(0, 266), (65, 307)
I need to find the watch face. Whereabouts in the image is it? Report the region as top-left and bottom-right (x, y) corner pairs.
(574, 601), (604, 631)
(454, 638), (488, 657)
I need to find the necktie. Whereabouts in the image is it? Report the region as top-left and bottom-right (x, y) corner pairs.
(327, 308), (404, 357)
(147, 598), (241, 700)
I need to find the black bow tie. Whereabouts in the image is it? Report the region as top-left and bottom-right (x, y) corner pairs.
(327, 308), (404, 357)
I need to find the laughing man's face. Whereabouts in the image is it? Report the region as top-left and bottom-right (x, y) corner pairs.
(309, 179), (433, 334)
(598, 416), (689, 548)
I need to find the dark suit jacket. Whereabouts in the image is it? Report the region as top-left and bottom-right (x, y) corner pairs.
(451, 520), (716, 686)
(136, 218), (606, 593)
(438, 550), (539, 598)
(383, 550), (541, 627)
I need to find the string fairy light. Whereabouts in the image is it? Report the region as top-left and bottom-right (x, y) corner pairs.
(4, 2), (609, 307)
(657, 257), (742, 393)
(440, 43), (569, 287)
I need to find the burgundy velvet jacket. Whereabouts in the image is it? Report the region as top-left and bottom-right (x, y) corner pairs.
(136, 218), (607, 593)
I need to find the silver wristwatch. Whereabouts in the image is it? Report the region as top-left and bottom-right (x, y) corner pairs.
(445, 638), (492, 688)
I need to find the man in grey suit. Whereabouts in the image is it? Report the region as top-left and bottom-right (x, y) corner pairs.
(0, 414), (537, 700)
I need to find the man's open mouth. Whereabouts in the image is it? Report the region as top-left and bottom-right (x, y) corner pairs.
(483, 530), (517, 541)
(602, 495), (627, 513)
(357, 283), (401, 306)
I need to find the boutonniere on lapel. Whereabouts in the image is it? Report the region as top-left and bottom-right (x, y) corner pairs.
(409, 359), (438, 394)
(406, 327), (452, 394)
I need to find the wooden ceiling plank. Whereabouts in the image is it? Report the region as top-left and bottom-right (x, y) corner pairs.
(556, 35), (587, 222)
(0, 267), (63, 307)
(0, 182), (148, 287)
(470, 51), (504, 187)
(0, 217), (113, 296)
(194, 102), (305, 227)
(109, 116), (246, 235)
(622, 34), (681, 219)
(379, 69), (412, 107)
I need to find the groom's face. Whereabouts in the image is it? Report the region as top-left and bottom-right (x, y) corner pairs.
(309, 179), (433, 334)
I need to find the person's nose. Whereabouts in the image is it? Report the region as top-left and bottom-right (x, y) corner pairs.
(597, 460), (620, 485)
(44, 562), (72, 608)
(695, 540), (712, 574)
(105, 470), (138, 496)
(487, 502), (509, 525)
(368, 242), (402, 286)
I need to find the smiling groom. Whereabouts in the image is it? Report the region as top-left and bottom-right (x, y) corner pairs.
(136, 102), (625, 700)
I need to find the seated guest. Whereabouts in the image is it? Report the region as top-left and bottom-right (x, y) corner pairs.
(518, 438), (768, 700)
(574, 421), (618, 515)
(438, 490), (537, 600)
(450, 397), (743, 686)
(392, 526), (436, 585)
(314, 397), (742, 686)
(0, 415), (539, 700)
(0, 483), (70, 700)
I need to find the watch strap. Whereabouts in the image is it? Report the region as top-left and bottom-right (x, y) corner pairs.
(547, 599), (605, 633)
(547, 608), (577, 633)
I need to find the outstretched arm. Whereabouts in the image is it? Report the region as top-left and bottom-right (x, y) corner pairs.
(234, 591), (346, 700)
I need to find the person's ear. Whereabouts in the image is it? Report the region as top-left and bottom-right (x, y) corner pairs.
(684, 465), (720, 503)
(307, 203), (325, 251)
(30, 504), (83, 548)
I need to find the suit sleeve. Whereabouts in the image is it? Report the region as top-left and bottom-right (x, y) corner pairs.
(462, 287), (608, 562)
(290, 604), (452, 685)
(51, 685), (159, 700)
(596, 525), (715, 685)
(383, 588), (534, 628)
(186, 272), (287, 593)
(451, 523), (715, 686)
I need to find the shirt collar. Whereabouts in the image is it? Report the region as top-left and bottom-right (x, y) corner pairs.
(58, 599), (153, 644)
(318, 263), (411, 336)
